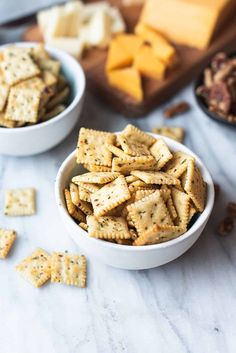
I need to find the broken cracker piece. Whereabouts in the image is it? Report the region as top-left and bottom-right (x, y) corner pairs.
(0, 228), (16, 259)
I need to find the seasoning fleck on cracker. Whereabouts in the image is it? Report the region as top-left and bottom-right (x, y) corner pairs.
(0, 228), (16, 259)
(16, 248), (51, 287)
(4, 188), (36, 216)
(51, 252), (86, 287)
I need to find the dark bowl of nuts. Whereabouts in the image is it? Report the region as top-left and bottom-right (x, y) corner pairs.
(194, 52), (236, 126)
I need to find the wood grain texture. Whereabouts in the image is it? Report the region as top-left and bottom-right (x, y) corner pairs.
(23, 1), (236, 117)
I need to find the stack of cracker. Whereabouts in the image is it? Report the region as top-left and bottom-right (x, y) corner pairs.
(65, 124), (207, 246)
(0, 44), (69, 128)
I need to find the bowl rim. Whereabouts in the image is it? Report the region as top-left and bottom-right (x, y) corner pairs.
(55, 132), (215, 251)
(0, 42), (86, 133)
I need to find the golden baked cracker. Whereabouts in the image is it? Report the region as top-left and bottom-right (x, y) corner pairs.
(43, 104), (65, 120)
(37, 58), (61, 77)
(117, 134), (151, 157)
(152, 126), (184, 143)
(72, 172), (120, 184)
(57, 74), (68, 91)
(31, 44), (50, 61)
(171, 187), (190, 226)
(0, 113), (16, 128)
(0, 83), (9, 112)
(51, 252), (86, 287)
(104, 204), (125, 217)
(189, 203), (197, 223)
(116, 239), (134, 245)
(0, 228), (16, 259)
(183, 160), (206, 212)
(91, 175), (131, 217)
(77, 128), (115, 167)
(41, 70), (57, 97)
(163, 151), (194, 178)
(16, 248), (51, 287)
(4, 188), (36, 216)
(1, 52), (40, 86)
(46, 87), (69, 110)
(77, 182), (101, 193)
(127, 190), (173, 235)
(149, 139), (173, 170)
(166, 195), (178, 221)
(134, 224), (185, 246)
(131, 170), (180, 186)
(64, 189), (86, 223)
(79, 222), (88, 231)
(122, 124), (156, 147)
(106, 144), (131, 159)
(112, 156), (156, 174)
(87, 215), (131, 240)
(2, 46), (32, 61)
(134, 189), (156, 201)
(5, 87), (41, 123)
(83, 164), (111, 172)
(69, 183), (93, 215)
(78, 187), (91, 203)
(125, 175), (139, 184)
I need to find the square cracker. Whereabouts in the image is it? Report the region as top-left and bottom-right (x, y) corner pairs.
(149, 139), (173, 170)
(106, 144), (131, 159)
(163, 151), (194, 178)
(51, 252), (86, 287)
(83, 164), (111, 172)
(134, 224), (185, 246)
(4, 188), (36, 216)
(127, 190), (173, 235)
(182, 160), (206, 212)
(0, 113), (16, 128)
(77, 128), (116, 167)
(152, 126), (184, 143)
(131, 170), (180, 186)
(64, 188), (86, 223)
(87, 215), (131, 240)
(90, 175), (131, 217)
(72, 172), (120, 184)
(171, 187), (190, 226)
(37, 59), (61, 77)
(1, 53), (40, 86)
(69, 183), (93, 216)
(122, 124), (156, 147)
(117, 134), (151, 157)
(112, 156), (156, 174)
(78, 187), (91, 202)
(5, 87), (41, 123)
(0, 228), (16, 259)
(0, 84), (9, 112)
(16, 248), (51, 287)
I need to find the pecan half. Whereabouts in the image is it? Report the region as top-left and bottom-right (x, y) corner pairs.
(164, 101), (190, 118)
(217, 217), (234, 236)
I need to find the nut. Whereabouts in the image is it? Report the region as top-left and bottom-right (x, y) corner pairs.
(217, 216), (234, 236)
(227, 202), (236, 218)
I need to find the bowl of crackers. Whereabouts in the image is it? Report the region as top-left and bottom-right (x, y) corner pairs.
(55, 124), (215, 270)
(0, 42), (85, 156)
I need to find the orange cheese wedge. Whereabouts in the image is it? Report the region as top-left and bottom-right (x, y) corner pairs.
(107, 67), (143, 101)
(134, 45), (166, 80)
(106, 38), (133, 72)
(116, 34), (143, 57)
(135, 23), (176, 66)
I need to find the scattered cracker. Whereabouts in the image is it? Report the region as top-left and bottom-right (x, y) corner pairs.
(134, 224), (185, 246)
(131, 170), (180, 186)
(0, 228), (16, 259)
(171, 187), (190, 226)
(0, 84), (9, 112)
(91, 175), (131, 217)
(4, 188), (36, 216)
(5, 87), (41, 123)
(16, 248), (51, 287)
(77, 128), (115, 167)
(72, 172), (120, 184)
(152, 126), (185, 143)
(127, 190), (173, 235)
(51, 252), (86, 287)
(117, 134), (151, 157)
(112, 156), (156, 174)
(122, 124), (156, 147)
(87, 215), (131, 240)
(149, 139), (173, 170)
(183, 160), (206, 212)
(164, 151), (194, 178)
(1, 52), (40, 86)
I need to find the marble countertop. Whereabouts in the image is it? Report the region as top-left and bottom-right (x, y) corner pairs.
(1, 24), (236, 353)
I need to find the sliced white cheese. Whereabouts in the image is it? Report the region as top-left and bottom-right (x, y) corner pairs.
(87, 8), (111, 48)
(81, 1), (110, 22)
(46, 37), (85, 58)
(64, 1), (84, 36)
(109, 7), (126, 34)
(37, 8), (52, 34)
(45, 6), (69, 39)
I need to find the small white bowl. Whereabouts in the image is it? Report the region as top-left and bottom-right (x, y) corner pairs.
(0, 42), (86, 156)
(55, 133), (215, 270)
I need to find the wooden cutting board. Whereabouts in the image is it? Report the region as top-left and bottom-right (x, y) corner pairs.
(23, 1), (236, 118)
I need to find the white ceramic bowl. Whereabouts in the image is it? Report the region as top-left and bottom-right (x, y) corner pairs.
(55, 133), (215, 270)
(0, 42), (86, 156)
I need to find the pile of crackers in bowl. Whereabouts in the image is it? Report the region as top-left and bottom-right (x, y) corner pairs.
(64, 124), (207, 246)
(0, 44), (69, 128)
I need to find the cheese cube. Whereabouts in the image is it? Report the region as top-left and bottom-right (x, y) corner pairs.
(109, 7), (126, 34)
(37, 8), (52, 34)
(82, 2), (110, 22)
(107, 67), (143, 101)
(45, 6), (69, 39)
(64, 1), (84, 37)
(106, 38), (133, 72)
(141, 0), (236, 49)
(116, 34), (143, 57)
(134, 45), (166, 80)
(87, 9), (111, 48)
(46, 37), (85, 58)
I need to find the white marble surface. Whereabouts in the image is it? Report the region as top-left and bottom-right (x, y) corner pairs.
(1, 87), (236, 353)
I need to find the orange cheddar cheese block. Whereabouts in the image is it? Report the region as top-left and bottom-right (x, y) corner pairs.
(134, 45), (166, 80)
(140, 0), (236, 49)
(135, 23), (176, 66)
(107, 67), (143, 101)
(116, 34), (143, 57)
(106, 38), (133, 72)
